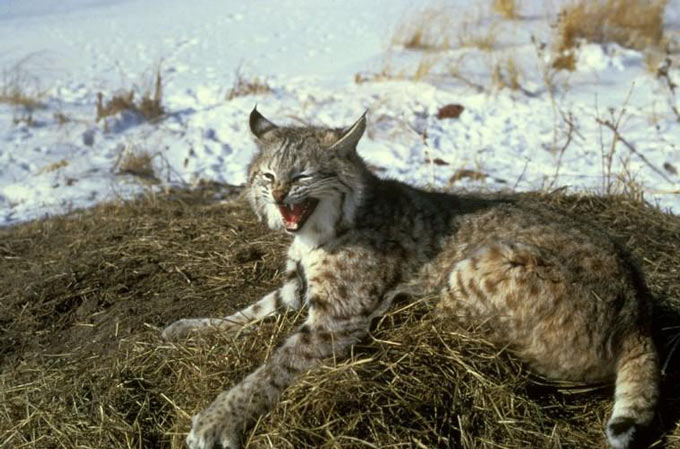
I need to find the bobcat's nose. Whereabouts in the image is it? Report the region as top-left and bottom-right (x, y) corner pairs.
(272, 189), (287, 204)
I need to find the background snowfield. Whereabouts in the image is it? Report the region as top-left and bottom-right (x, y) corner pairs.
(1, 0), (679, 226)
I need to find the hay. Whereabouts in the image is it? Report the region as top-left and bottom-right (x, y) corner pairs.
(1, 185), (679, 449)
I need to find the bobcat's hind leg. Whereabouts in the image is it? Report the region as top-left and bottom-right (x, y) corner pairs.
(606, 332), (659, 449)
(439, 240), (660, 449)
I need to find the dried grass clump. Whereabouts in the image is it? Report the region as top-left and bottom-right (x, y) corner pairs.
(354, 54), (434, 84)
(393, 7), (500, 53)
(554, 0), (669, 70)
(226, 68), (272, 100)
(457, 19), (499, 51)
(0, 79), (44, 111)
(0, 63), (45, 110)
(113, 146), (159, 182)
(492, 0), (520, 19)
(492, 56), (523, 90)
(1, 186), (680, 449)
(392, 8), (454, 51)
(96, 70), (164, 122)
(1, 61), (46, 126)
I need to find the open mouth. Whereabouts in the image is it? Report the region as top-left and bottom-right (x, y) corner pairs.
(278, 198), (319, 232)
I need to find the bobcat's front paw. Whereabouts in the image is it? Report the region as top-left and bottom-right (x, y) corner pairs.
(162, 318), (205, 340)
(186, 406), (241, 449)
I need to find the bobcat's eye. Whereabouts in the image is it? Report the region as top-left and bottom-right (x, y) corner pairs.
(292, 173), (312, 182)
(262, 172), (275, 182)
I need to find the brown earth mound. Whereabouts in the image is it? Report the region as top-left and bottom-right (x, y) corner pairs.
(1, 185), (679, 449)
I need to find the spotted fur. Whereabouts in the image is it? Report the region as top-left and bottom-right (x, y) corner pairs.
(164, 108), (659, 449)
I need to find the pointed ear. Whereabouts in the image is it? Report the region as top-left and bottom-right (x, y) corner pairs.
(328, 110), (367, 153)
(249, 106), (278, 140)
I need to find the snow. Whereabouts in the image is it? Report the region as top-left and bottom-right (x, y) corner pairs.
(1, 0), (679, 226)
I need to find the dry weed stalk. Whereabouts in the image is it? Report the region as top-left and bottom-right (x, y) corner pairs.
(597, 117), (673, 184)
(596, 86), (671, 199)
(448, 54), (485, 92)
(548, 112), (578, 189)
(492, 56), (522, 91)
(656, 57), (680, 121)
(413, 55), (439, 81)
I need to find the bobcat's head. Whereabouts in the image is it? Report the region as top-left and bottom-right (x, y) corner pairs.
(246, 107), (370, 243)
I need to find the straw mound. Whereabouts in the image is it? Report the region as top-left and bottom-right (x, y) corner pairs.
(1, 185), (679, 449)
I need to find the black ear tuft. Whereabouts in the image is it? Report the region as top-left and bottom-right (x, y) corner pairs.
(249, 106), (278, 139)
(328, 110), (367, 154)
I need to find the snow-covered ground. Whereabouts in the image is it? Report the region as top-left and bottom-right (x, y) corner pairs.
(1, 0), (679, 226)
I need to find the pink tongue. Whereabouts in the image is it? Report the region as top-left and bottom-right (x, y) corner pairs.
(279, 203), (305, 223)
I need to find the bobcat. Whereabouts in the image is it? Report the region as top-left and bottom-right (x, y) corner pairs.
(163, 108), (660, 449)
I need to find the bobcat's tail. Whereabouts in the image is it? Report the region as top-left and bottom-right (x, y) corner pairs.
(606, 332), (659, 449)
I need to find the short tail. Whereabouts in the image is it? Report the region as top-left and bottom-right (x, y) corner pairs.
(606, 332), (660, 449)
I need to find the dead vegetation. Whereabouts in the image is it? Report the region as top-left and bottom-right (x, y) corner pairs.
(1, 185), (680, 449)
(226, 67), (272, 100)
(391, 5), (501, 53)
(553, 0), (669, 70)
(456, 19), (499, 51)
(0, 62), (45, 110)
(96, 69), (165, 122)
(491, 55), (523, 91)
(391, 8), (453, 51)
(378, 0), (673, 95)
(1, 60), (46, 126)
(492, 0), (519, 19)
(354, 52), (439, 84)
(113, 145), (159, 183)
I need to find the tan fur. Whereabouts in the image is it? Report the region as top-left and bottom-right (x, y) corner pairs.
(164, 109), (659, 449)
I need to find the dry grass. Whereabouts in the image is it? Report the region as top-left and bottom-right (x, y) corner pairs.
(492, 56), (523, 90)
(96, 69), (164, 122)
(457, 19), (499, 51)
(554, 0), (669, 70)
(0, 66), (45, 111)
(1, 61), (46, 126)
(39, 159), (69, 174)
(492, 0), (520, 19)
(53, 111), (71, 125)
(354, 69), (394, 84)
(413, 55), (439, 81)
(392, 6), (500, 52)
(1, 185), (680, 449)
(226, 68), (272, 100)
(113, 145), (159, 182)
(354, 55), (398, 83)
(354, 53), (433, 84)
(391, 8), (453, 51)
(552, 50), (578, 71)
